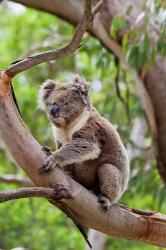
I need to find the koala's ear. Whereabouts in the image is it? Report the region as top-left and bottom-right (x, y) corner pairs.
(72, 74), (89, 96)
(38, 79), (56, 110)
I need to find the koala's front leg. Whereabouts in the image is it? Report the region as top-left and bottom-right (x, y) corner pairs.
(40, 153), (58, 172)
(40, 139), (100, 172)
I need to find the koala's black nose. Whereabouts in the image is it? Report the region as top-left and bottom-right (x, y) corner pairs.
(50, 103), (60, 116)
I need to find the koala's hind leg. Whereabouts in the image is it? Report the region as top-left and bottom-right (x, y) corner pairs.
(97, 163), (123, 210)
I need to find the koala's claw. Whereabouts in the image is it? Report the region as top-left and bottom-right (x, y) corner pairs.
(40, 155), (56, 172)
(98, 195), (111, 211)
(42, 146), (52, 156)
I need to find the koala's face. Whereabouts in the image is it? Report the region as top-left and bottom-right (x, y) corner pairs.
(39, 75), (89, 128)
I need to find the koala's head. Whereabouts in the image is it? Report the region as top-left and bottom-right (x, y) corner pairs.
(38, 74), (90, 128)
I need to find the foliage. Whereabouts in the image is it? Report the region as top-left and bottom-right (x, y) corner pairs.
(110, 1), (166, 71)
(0, 1), (165, 250)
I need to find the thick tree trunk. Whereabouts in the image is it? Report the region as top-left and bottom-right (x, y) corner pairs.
(8, 0), (166, 182)
(144, 58), (166, 181)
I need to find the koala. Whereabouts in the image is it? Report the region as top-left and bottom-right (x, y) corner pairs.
(38, 74), (129, 210)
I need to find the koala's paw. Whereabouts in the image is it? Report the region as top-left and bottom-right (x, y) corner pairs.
(98, 195), (111, 211)
(42, 146), (52, 156)
(40, 154), (56, 172)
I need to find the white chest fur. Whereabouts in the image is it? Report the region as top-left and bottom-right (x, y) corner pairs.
(52, 126), (68, 145)
(52, 109), (90, 146)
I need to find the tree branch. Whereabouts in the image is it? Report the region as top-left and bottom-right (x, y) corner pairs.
(5, 0), (104, 77)
(0, 69), (166, 248)
(0, 187), (55, 202)
(0, 174), (33, 187)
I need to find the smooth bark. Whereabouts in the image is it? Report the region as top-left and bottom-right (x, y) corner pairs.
(0, 174), (33, 187)
(0, 187), (55, 202)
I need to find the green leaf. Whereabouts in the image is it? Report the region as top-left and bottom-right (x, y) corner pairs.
(137, 33), (151, 70)
(126, 45), (139, 70)
(110, 16), (127, 39)
(122, 34), (129, 53)
(151, 48), (157, 64)
(125, 5), (133, 15)
(157, 30), (166, 56)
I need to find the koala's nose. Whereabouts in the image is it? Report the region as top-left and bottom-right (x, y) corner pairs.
(50, 103), (60, 116)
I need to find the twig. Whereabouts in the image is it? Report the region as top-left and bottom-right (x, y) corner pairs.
(0, 174), (33, 187)
(0, 184), (92, 248)
(5, 0), (104, 77)
(92, 0), (105, 16)
(0, 187), (54, 202)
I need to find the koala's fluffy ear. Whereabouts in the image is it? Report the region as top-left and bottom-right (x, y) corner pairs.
(72, 74), (89, 97)
(38, 79), (56, 110)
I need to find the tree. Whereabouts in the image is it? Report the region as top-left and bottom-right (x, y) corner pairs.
(9, 0), (166, 181)
(0, 0), (166, 249)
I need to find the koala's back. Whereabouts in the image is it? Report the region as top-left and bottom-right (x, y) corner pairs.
(72, 109), (129, 190)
